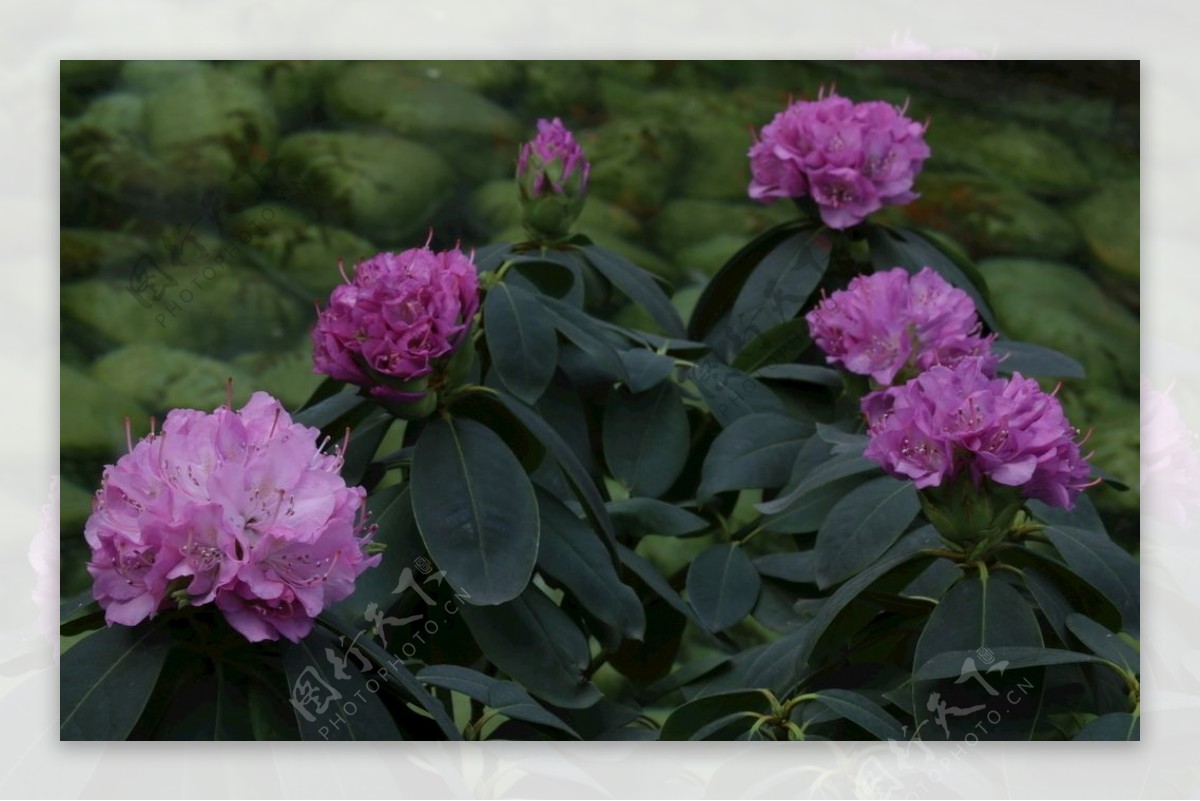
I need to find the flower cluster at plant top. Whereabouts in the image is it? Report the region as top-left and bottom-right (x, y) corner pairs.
(748, 88), (930, 229)
(861, 357), (1093, 508)
(806, 267), (997, 386)
(84, 391), (379, 642)
(312, 244), (480, 403)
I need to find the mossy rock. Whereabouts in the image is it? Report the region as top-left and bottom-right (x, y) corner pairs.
(229, 204), (377, 296)
(59, 479), (96, 537)
(118, 60), (212, 93)
(466, 179), (641, 241)
(61, 60), (123, 95)
(274, 131), (454, 244)
(232, 339), (325, 410)
(978, 257), (1138, 393)
(405, 61), (525, 98)
(143, 69), (279, 207)
(61, 364), (148, 457)
(324, 62), (519, 181)
(887, 173), (1082, 258)
(91, 343), (256, 414)
(522, 61), (603, 120)
(225, 60), (343, 131)
(1070, 180), (1139, 285)
(674, 234), (752, 278)
(577, 118), (687, 219)
(61, 233), (311, 359)
(61, 229), (152, 282)
(654, 199), (794, 258)
(1062, 390), (1139, 515)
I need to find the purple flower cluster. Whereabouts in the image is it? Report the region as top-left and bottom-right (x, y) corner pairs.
(517, 117), (590, 197)
(85, 392), (379, 642)
(862, 359), (1092, 508)
(312, 245), (480, 404)
(748, 89), (930, 229)
(806, 267), (997, 386)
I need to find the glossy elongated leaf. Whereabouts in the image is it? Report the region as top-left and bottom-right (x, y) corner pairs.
(507, 247), (587, 306)
(536, 489), (645, 639)
(282, 625), (404, 740)
(686, 544), (761, 632)
(341, 405), (395, 487)
(992, 339), (1085, 379)
(61, 621), (172, 740)
(808, 689), (906, 741)
(411, 416), (539, 606)
(460, 587), (601, 709)
(660, 689), (774, 740)
(758, 452), (880, 515)
(751, 363), (843, 390)
(603, 382), (689, 498)
(538, 295), (629, 383)
(607, 498), (709, 538)
(732, 319), (812, 373)
(292, 385), (366, 429)
(699, 412), (813, 500)
(616, 543), (699, 625)
(1042, 524), (1140, 636)
(761, 475), (868, 535)
(1021, 567), (1074, 644)
(815, 423), (870, 455)
(495, 390), (617, 551)
(619, 348), (677, 392)
(864, 223), (998, 331)
(691, 359), (784, 427)
(915, 646), (1114, 681)
(688, 220), (812, 341)
(690, 630), (811, 699)
(318, 612), (460, 739)
(814, 476), (921, 589)
(1066, 614), (1139, 674)
(484, 281), (558, 403)
(147, 660), (257, 741)
(913, 573), (1043, 670)
(60, 592), (103, 637)
(418, 664), (579, 738)
(581, 244), (685, 337)
(333, 483), (424, 617)
(753, 551), (815, 584)
(1074, 712), (1140, 740)
(729, 227), (832, 350)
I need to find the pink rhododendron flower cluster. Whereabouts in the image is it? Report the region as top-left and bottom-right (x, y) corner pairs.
(862, 358), (1092, 508)
(517, 117), (590, 197)
(806, 267), (997, 386)
(84, 392), (379, 643)
(312, 245), (480, 404)
(748, 89), (930, 228)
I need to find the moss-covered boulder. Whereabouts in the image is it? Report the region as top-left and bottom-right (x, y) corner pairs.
(61, 229), (151, 282)
(233, 339), (325, 410)
(1071, 180), (1139, 285)
(577, 119), (686, 219)
(466, 179), (641, 241)
(91, 343), (256, 413)
(61, 365), (148, 457)
(654, 199), (794, 258)
(274, 131), (454, 244)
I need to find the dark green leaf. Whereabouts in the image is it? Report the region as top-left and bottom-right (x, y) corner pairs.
(582, 244), (685, 337)
(691, 359), (784, 427)
(699, 412), (813, 500)
(688, 220), (811, 341)
(1022, 567), (1075, 643)
(418, 664), (579, 738)
(808, 689), (906, 741)
(761, 475), (869, 535)
(60, 592), (103, 636)
(814, 477), (921, 589)
(616, 543), (699, 625)
(751, 363), (843, 390)
(690, 630), (810, 699)
(460, 587), (601, 709)
(340, 406), (394, 487)
(1066, 614), (1139, 674)
(484, 281), (558, 404)
(915, 646), (1113, 680)
(536, 489), (645, 639)
(332, 483), (424, 618)
(152, 660), (256, 740)
(603, 382), (689, 498)
(411, 416), (539, 606)
(753, 551), (815, 584)
(1074, 712), (1139, 740)
(815, 423), (870, 455)
(282, 626), (404, 740)
(495, 391), (618, 552)
(538, 295), (629, 383)
(913, 573), (1044, 670)
(292, 386), (366, 429)
(732, 319), (812, 373)
(659, 689), (773, 740)
(60, 621), (172, 740)
(1042, 524), (1139, 636)
(757, 452), (880, 515)
(864, 224), (998, 331)
(729, 227), (831, 349)
(619, 349), (677, 392)
(686, 544), (761, 632)
(607, 498), (709, 538)
(993, 339), (1085, 379)
(507, 247), (587, 306)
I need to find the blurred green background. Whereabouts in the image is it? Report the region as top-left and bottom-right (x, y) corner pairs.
(59, 60), (1139, 595)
